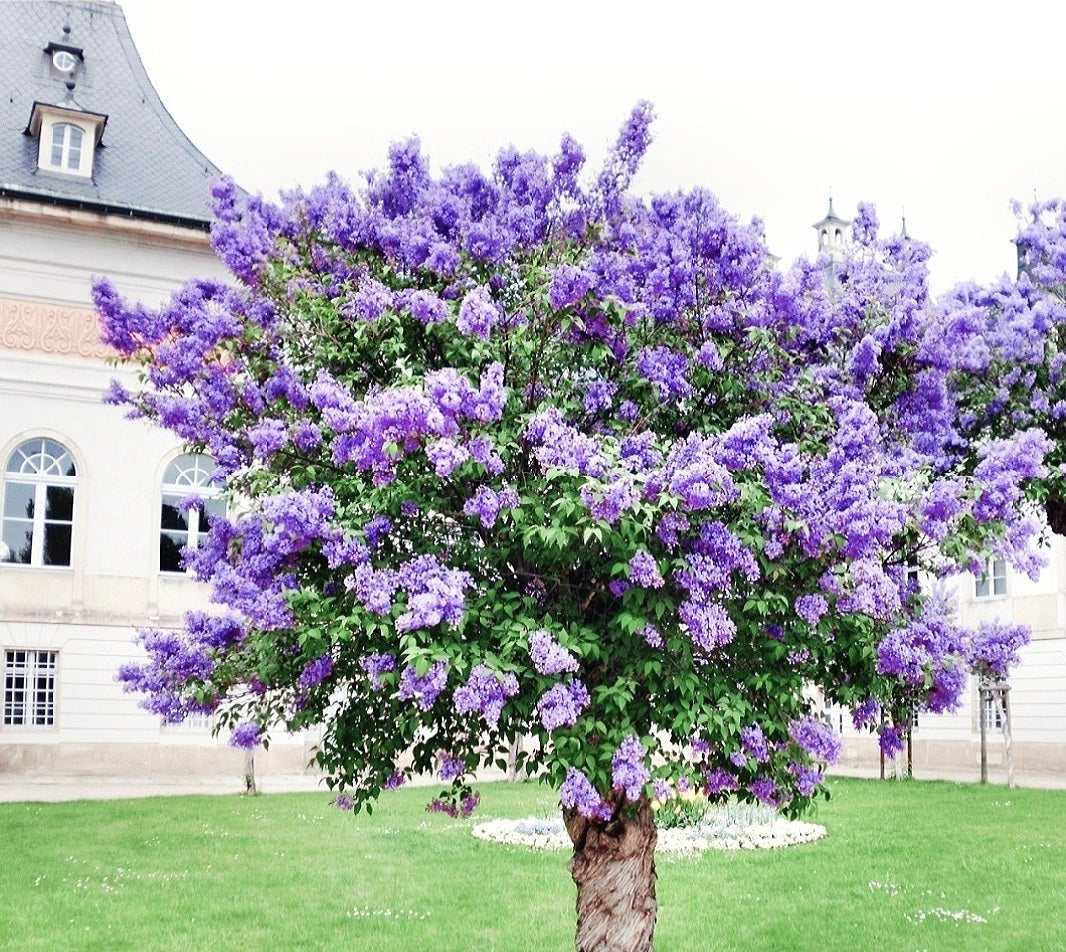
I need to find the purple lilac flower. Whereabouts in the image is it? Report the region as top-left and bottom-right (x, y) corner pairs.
(788, 716), (842, 764)
(628, 549), (664, 588)
(704, 768), (739, 796)
(536, 679), (590, 731)
(560, 767), (612, 821)
(795, 594), (829, 626)
(456, 286), (499, 339)
(582, 376), (617, 415)
(293, 421), (322, 452)
(679, 600), (736, 652)
(790, 763), (823, 797)
(359, 652), (396, 690)
(383, 772), (406, 790)
(528, 629), (580, 675)
(332, 794), (355, 811)
(748, 778), (781, 807)
(640, 624), (664, 649)
(463, 485), (517, 528)
(247, 418), (288, 459)
(395, 556), (472, 632)
(298, 654), (334, 690)
(548, 264), (595, 309)
(229, 722), (261, 750)
(852, 698), (881, 730)
(741, 724), (770, 763)
(403, 288), (450, 324)
(397, 661), (448, 711)
(452, 664), (519, 727)
(344, 278), (393, 322)
(967, 621), (1029, 678)
(426, 438), (470, 477)
(611, 735), (650, 802)
(438, 752), (465, 782)
(879, 725), (906, 758)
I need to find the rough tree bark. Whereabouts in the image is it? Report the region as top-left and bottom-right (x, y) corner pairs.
(565, 797), (658, 952)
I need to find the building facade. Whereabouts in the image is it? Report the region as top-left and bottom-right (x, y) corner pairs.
(0, 1), (313, 779)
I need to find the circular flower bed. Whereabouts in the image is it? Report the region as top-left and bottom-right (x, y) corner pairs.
(473, 806), (826, 856)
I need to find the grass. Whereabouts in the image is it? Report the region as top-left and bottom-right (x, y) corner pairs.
(1, 777), (1065, 951)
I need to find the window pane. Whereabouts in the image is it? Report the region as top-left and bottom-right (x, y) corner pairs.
(161, 497), (188, 531)
(42, 524), (71, 566)
(199, 497), (226, 535)
(67, 127), (83, 169)
(3, 482), (34, 519)
(45, 485), (74, 521)
(50, 125), (64, 166)
(1, 520), (32, 563)
(160, 531), (188, 572)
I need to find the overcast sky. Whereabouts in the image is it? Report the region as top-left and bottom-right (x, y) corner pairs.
(115, 0), (1066, 293)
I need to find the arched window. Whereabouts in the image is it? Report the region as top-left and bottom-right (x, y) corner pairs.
(160, 454), (223, 574)
(49, 122), (83, 171)
(1, 439), (77, 566)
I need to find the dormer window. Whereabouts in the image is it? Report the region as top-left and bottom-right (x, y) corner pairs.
(25, 96), (106, 179)
(44, 38), (83, 82)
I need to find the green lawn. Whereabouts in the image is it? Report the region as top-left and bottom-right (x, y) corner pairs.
(1, 778), (1064, 951)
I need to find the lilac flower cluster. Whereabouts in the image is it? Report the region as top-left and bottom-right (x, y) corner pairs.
(611, 736), (650, 802)
(740, 724), (770, 764)
(462, 485), (519, 528)
(397, 661), (448, 711)
(229, 722), (261, 750)
(528, 629), (580, 675)
(788, 716), (842, 764)
(116, 628), (217, 723)
(560, 767), (612, 821)
(293, 653), (333, 692)
(453, 664), (519, 727)
(536, 679), (590, 730)
(967, 621), (1030, 678)
(438, 752), (466, 782)
(426, 790), (481, 818)
(359, 652), (396, 691)
(393, 556), (472, 633)
(795, 594), (829, 626)
(628, 549), (664, 588)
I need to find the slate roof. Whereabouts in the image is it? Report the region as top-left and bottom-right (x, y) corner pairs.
(0, 1), (225, 229)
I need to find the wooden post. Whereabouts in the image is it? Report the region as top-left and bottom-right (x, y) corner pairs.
(979, 679), (988, 784)
(998, 682), (1015, 791)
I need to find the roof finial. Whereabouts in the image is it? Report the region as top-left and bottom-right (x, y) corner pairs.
(901, 206), (909, 240)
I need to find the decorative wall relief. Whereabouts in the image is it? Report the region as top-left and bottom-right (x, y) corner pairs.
(0, 298), (114, 359)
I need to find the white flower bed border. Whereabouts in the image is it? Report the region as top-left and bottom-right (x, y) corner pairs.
(472, 813), (826, 855)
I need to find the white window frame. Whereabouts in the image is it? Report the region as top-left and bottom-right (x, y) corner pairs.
(160, 454), (223, 574)
(974, 558), (1007, 599)
(1, 438), (77, 568)
(48, 122), (84, 172)
(3, 649), (57, 727)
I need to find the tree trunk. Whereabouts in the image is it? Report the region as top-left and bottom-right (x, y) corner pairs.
(565, 797), (658, 952)
(243, 748), (257, 795)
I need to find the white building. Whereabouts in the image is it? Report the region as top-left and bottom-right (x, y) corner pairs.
(0, 1), (312, 779)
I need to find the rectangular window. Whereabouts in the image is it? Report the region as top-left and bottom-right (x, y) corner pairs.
(3, 650), (57, 727)
(975, 558), (1007, 598)
(980, 691), (1003, 730)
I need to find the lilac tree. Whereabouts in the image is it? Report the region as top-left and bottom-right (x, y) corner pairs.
(100, 105), (1050, 951)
